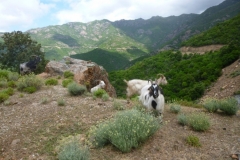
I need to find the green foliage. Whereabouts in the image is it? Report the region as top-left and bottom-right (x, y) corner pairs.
(169, 104), (181, 113)
(58, 141), (89, 160)
(62, 79), (74, 87)
(67, 82), (86, 96)
(102, 93), (109, 101)
(7, 72), (19, 81)
(202, 98), (219, 113)
(0, 78), (8, 88)
(63, 71), (74, 79)
(186, 135), (201, 147)
(57, 98), (66, 106)
(219, 97), (239, 115)
(23, 86), (37, 93)
(17, 73), (43, 92)
(177, 113), (188, 126)
(93, 89), (107, 98)
(7, 81), (17, 88)
(2, 87), (14, 96)
(88, 109), (160, 152)
(0, 69), (9, 79)
(0, 92), (9, 103)
(182, 14), (240, 47)
(0, 31), (47, 73)
(113, 100), (125, 110)
(45, 78), (58, 86)
(188, 112), (210, 132)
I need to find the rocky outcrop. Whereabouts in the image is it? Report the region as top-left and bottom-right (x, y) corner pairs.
(45, 56), (116, 97)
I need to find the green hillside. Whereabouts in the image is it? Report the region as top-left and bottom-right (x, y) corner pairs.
(109, 14), (240, 101)
(182, 13), (240, 47)
(71, 48), (130, 72)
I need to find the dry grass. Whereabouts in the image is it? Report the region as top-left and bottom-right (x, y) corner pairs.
(0, 83), (240, 160)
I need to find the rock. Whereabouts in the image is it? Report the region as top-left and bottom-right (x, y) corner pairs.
(231, 154), (238, 159)
(11, 139), (20, 148)
(45, 56), (116, 97)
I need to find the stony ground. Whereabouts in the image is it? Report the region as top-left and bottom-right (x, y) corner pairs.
(0, 59), (240, 160)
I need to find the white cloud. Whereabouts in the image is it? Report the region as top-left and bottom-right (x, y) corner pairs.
(0, 0), (225, 32)
(0, 0), (54, 32)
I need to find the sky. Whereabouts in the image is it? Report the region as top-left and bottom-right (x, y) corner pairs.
(0, 0), (225, 32)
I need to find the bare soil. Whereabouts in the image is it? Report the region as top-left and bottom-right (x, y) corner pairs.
(0, 59), (240, 160)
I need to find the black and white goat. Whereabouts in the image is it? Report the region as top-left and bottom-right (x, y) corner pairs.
(139, 80), (165, 118)
(124, 74), (167, 98)
(20, 55), (41, 75)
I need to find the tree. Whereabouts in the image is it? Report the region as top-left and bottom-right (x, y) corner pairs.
(0, 31), (47, 73)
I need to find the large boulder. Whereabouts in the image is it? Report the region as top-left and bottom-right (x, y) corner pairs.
(45, 56), (116, 97)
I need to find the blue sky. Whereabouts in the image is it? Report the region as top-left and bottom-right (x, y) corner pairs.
(0, 0), (224, 32)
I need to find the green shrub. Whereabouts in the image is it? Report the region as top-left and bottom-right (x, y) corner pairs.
(0, 69), (9, 79)
(2, 87), (14, 96)
(40, 97), (48, 104)
(219, 97), (239, 115)
(177, 113), (188, 126)
(88, 109), (160, 152)
(45, 78), (58, 86)
(202, 98), (219, 113)
(17, 73), (43, 91)
(93, 89), (107, 98)
(188, 112), (210, 131)
(58, 141), (89, 160)
(68, 82), (86, 96)
(169, 104), (181, 113)
(113, 100), (125, 110)
(58, 98), (66, 106)
(0, 92), (9, 103)
(62, 79), (73, 88)
(23, 86), (37, 93)
(186, 135), (201, 147)
(63, 71), (74, 79)
(8, 72), (19, 81)
(7, 81), (17, 88)
(102, 93), (109, 101)
(0, 78), (8, 88)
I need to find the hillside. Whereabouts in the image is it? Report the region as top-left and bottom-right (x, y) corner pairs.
(0, 77), (239, 159)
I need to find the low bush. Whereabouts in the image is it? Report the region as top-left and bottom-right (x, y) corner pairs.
(63, 71), (74, 79)
(0, 92), (9, 103)
(7, 81), (17, 88)
(186, 135), (201, 147)
(102, 93), (109, 101)
(177, 113), (188, 126)
(113, 100), (125, 110)
(2, 87), (14, 96)
(45, 78), (58, 86)
(62, 79), (73, 88)
(8, 72), (19, 81)
(23, 86), (37, 93)
(202, 98), (219, 113)
(219, 97), (239, 115)
(58, 98), (66, 106)
(58, 141), (89, 160)
(68, 82), (86, 96)
(188, 112), (210, 131)
(93, 89), (107, 98)
(0, 78), (8, 88)
(169, 104), (181, 113)
(17, 73), (43, 92)
(88, 109), (160, 152)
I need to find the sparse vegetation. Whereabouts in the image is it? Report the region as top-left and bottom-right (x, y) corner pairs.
(113, 100), (125, 110)
(16, 73), (43, 92)
(64, 71), (74, 79)
(45, 78), (58, 86)
(62, 79), (73, 87)
(23, 86), (37, 93)
(202, 98), (219, 113)
(0, 92), (9, 103)
(67, 82), (87, 96)
(102, 93), (109, 101)
(169, 104), (181, 113)
(177, 113), (188, 126)
(188, 112), (210, 132)
(92, 89), (107, 98)
(58, 98), (66, 106)
(186, 135), (201, 147)
(219, 97), (239, 115)
(88, 109), (160, 152)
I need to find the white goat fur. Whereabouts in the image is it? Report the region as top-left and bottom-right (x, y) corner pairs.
(90, 80), (106, 93)
(124, 74), (167, 98)
(139, 84), (165, 116)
